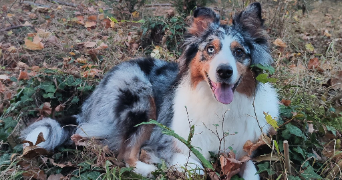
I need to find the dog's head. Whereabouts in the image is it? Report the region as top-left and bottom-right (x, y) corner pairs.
(179, 2), (272, 104)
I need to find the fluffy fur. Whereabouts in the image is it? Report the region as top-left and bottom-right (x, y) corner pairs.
(22, 3), (278, 179)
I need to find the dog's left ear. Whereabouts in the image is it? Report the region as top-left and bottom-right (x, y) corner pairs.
(188, 7), (220, 36)
(234, 3), (273, 65)
(233, 2), (265, 38)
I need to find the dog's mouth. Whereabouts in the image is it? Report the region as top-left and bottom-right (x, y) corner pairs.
(206, 73), (241, 104)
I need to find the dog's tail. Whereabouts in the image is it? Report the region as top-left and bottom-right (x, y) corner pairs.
(21, 116), (78, 151)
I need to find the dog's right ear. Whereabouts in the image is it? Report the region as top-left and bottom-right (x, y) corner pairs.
(188, 7), (220, 36)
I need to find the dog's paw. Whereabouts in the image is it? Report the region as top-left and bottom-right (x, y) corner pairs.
(133, 161), (157, 177)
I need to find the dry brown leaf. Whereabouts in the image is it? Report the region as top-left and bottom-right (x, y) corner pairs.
(308, 57), (323, 72)
(22, 145), (49, 159)
(76, 57), (87, 63)
(273, 38), (287, 48)
(76, 15), (84, 25)
(71, 134), (88, 146)
(323, 29), (332, 38)
(25, 35), (44, 50)
(243, 136), (267, 156)
(31, 66), (40, 72)
(17, 61), (29, 70)
(22, 168), (47, 180)
(18, 70), (29, 80)
(55, 104), (65, 112)
(88, 15), (97, 21)
(84, 41), (96, 48)
(47, 174), (64, 180)
(40, 102), (52, 116)
(281, 99), (291, 106)
(85, 21), (96, 28)
(37, 29), (51, 38)
(0, 81), (6, 93)
(101, 18), (111, 28)
(330, 71), (342, 90)
(220, 152), (250, 179)
(95, 43), (108, 50)
(98, 14), (105, 20)
(29, 13), (37, 19)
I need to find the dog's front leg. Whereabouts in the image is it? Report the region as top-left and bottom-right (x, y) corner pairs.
(239, 160), (260, 180)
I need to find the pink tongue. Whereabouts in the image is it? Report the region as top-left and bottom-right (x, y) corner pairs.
(214, 83), (234, 104)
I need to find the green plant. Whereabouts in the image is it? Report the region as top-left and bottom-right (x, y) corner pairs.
(172, 0), (214, 15)
(141, 15), (187, 57)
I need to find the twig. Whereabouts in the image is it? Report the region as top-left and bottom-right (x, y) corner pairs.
(0, 25), (33, 32)
(283, 140), (291, 174)
(46, 0), (76, 7)
(21, 1), (51, 8)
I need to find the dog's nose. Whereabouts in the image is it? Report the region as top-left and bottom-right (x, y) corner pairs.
(217, 65), (233, 80)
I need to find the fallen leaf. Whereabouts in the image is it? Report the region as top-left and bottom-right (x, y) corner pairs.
(71, 134), (88, 146)
(243, 136), (267, 156)
(7, 46), (17, 53)
(308, 57), (323, 72)
(84, 41), (97, 48)
(88, 6), (96, 13)
(76, 57), (87, 63)
(281, 99), (291, 106)
(25, 35), (44, 50)
(37, 29), (52, 38)
(31, 66), (40, 72)
(48, 174), (64, 180)
(323, 29), (331, 38)
(220, 152), (250, 179)
(55, 104), (65, 112)
(76, 15), (84, 25)
(39, 102), (52, 116)
(273, 38), (287, 48)
(0, 81), (6, 93)
(132, 11), (139, 18)
(7, 13), (14, 18)
(305, 43), (315, 52)
(85, 21), (96, 28)
(329, 71), (342, 90)
(18, 70), (29, 80)
(23, 21), (32, 26)
(88, 15), (97, 21)
(101, 18), (111, 28)
(289, 63), (306, 73)
(98, 14), (105, 20)
(95, 42), (108, 50)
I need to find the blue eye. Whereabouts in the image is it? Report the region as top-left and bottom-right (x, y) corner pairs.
(234, 49), (245, 57)
(207, 46), (215, 54)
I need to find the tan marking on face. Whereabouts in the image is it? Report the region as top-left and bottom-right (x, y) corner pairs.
(230, 41), (243, 51)
(236, 64), (256, 97)
(189, 16), (214, 36)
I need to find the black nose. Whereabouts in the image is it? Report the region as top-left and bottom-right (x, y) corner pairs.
(217, 65), (233, 80)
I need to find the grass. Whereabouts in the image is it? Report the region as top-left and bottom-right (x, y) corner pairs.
(0, 0), (342, 179)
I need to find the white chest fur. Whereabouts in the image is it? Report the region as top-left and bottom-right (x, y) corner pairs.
(171, 80), (279, 161)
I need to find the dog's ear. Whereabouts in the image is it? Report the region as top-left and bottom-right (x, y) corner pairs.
(188, 7), (220, 36)
(233, 2), (265, 39)
(234, 3), (273, 65)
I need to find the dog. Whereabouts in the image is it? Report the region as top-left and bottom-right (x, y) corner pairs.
(22, 3), (278, 179)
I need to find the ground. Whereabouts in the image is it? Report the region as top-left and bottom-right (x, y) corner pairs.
(0, 0), (342, 179)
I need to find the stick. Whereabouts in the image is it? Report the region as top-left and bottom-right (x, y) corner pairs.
(283, 140), (291, 174)
(21, 1), (51, 8)
(0, 25), (34, 32)
(46, 0), (76, 7)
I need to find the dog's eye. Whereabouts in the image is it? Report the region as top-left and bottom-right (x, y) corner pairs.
(207, 46), (215, 54)
(234, 49), (245, 57)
